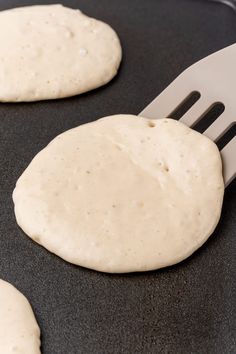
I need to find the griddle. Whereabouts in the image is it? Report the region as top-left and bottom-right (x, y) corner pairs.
(0, 0), (235, 353)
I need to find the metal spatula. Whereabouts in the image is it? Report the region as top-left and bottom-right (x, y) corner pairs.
(139, 43), (236, 187)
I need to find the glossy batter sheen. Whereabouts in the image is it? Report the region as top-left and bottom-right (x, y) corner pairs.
(13, 115), (224, 273)
(0, 4), (121, 102)
(0, 279), (41, 354)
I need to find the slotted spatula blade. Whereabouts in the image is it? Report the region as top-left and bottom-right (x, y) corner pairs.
(139, 44), (236, 186)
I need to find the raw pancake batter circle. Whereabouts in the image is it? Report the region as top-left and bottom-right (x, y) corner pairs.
(0, 279), (41, 354)
(0, 4), (122, 102)
(13, 115), (224, 273)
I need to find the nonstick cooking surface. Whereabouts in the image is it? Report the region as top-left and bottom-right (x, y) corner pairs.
(0, 1), (235, 353)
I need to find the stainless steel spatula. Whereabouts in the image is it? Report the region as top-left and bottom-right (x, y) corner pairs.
(139, 44), (236, 186)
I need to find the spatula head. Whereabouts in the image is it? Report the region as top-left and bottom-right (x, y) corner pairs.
(139, 44), (236, 186)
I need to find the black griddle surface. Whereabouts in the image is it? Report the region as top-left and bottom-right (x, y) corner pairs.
(0, 1), (235, 353)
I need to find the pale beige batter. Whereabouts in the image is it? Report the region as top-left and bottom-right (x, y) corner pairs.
(0, 279), (41, 354)
(0, 4), (122, 102)
(13, 115), (224, 273)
